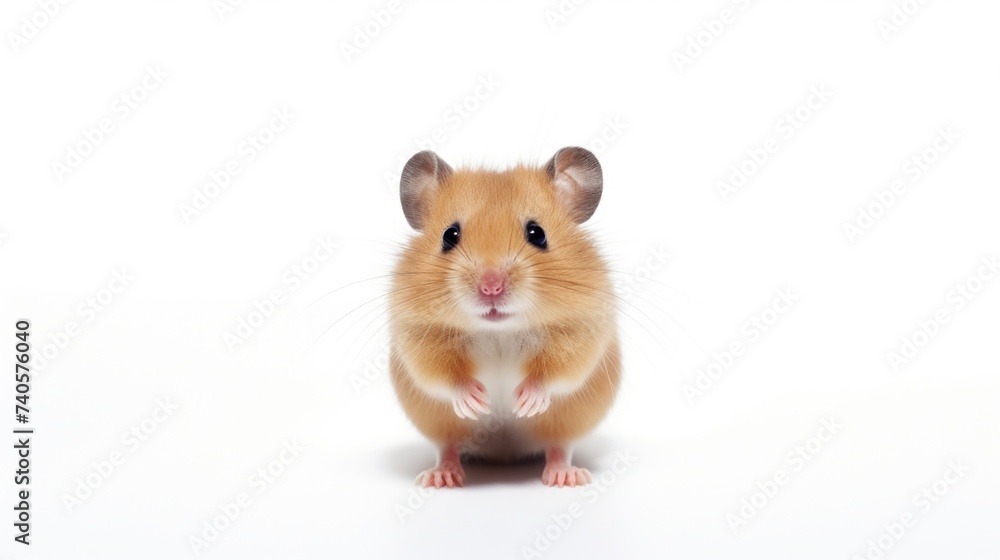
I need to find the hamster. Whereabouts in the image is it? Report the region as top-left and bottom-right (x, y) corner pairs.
(389, 147), (621, 488)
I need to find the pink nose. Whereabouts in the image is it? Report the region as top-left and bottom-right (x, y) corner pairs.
(478, 270), (507, 298)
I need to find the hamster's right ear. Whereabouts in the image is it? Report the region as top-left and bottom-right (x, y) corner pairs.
(544, 146), (603, 223)
(400, 150), (452, 231)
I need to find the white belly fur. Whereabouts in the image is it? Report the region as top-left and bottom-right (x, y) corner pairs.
(464, 330), (544, 462)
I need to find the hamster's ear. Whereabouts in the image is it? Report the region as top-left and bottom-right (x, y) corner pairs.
(544, 146), (603, 223)
(400, 150), (452, 230)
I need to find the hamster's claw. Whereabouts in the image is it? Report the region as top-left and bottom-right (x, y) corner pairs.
(513, 378), (550, 418)
(542, 464), (592, 488)
(416, 463), (465, 488)
(452, 379), (491, 419)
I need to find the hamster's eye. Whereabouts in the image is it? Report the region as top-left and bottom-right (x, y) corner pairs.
(442, 223), (460, 252)
(525, 221), (547, 250)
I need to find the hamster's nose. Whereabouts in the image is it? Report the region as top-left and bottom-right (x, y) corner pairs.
(478, 269), (507, 299)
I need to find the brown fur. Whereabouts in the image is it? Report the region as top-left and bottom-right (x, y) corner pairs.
(390, 155), (621, 481)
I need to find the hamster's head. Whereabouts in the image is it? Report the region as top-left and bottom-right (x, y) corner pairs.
(392, 147), (612, 331)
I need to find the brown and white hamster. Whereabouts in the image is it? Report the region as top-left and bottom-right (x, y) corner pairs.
(389, 147), (621, 488)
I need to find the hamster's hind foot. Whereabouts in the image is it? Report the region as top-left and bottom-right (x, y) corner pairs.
(542, 446), (592, 488)
(416, 443), (465, 488)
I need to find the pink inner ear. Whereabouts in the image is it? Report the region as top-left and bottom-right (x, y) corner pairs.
(552, 170), (578, 207)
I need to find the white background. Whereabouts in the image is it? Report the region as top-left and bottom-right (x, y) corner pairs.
(2, 1), (999, 559)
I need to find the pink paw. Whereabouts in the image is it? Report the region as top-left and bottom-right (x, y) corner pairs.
(416, 462), (465, 488)
(452, 379), (490, 419)
(542, 464), (592, 488)
(513, 377), (550, 418)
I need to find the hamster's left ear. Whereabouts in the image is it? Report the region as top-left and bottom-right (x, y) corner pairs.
(400, 150), (453, 231)
(545, 146), (603, 223)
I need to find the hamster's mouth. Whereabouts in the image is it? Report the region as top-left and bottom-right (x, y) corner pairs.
(481, 308), (510, 322)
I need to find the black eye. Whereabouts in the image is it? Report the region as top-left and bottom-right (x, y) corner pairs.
(442, 223), (460, 252)
(525, 221), (547, 250)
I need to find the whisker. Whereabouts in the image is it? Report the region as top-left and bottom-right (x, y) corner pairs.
(526, 273), (695, 341)
(302, 281), (448, 352)
(522, 276), (683, 367)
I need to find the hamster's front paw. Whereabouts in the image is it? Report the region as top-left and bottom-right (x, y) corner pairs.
(513, 377), (550, 418)
(452, 378), (491, 419)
